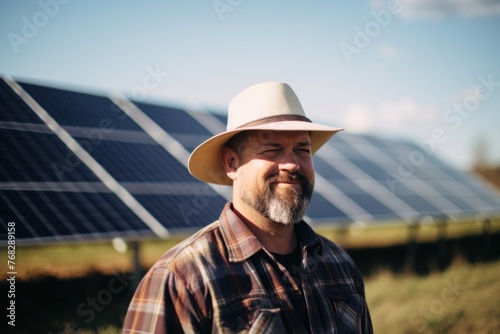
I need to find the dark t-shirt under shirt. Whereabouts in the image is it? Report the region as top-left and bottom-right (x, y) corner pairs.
(271, 244), (311, 332)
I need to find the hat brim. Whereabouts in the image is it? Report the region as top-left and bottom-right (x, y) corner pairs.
(188, 120), (343, 186)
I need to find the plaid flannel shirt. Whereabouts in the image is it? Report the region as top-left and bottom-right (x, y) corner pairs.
(123, 202), (373, 333)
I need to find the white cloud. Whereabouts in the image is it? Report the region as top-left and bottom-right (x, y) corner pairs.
(343, 104), (375, 133)
(377, 44), (399, 59)
(380, 97), (437, 123)
(395, 0), (500, 19)
(343, 98), (440, 138)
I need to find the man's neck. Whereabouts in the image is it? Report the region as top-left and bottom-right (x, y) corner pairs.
(232, 204), (298, 255)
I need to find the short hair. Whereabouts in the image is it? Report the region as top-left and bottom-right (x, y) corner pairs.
(224, 131), (250, 159)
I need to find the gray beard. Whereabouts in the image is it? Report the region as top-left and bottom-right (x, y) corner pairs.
(241, 180), (311, 226)
(266, 190), (310, 225)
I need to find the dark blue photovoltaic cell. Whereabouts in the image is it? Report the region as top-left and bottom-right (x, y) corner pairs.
(446, 195), (480, 212)
(211, 113), (228, 125)
(0, 79), (44, 124)
(477, 193), (500, 208)
(313, 156), (351, 181)
(347, 160), (390, 181)
(376, 140), (476, 184)
(176, 133), (211, 151)
(455, 196), (491, 214)
(420, 179), (456, 197)
(0, 190), (154, 240)
(323, 179), (395, 216)
(357, 134), (396, 150)
(136, 194), (227, 229)
(19, 82), (142, 130)
(307, 193), (350, 220)
(345, 193), (399, 217)
(89, 140), (194, 182)
(397, 194), (447, 215)
(375, 146), (409, 165)
(328, 141), (367, 162)
(0, 129), (100, 182)
(135, 102), (212, 136)
(459, 178), (500, 199)
(446, 170), (481, 186)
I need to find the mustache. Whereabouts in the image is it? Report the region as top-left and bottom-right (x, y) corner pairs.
(267, 172), (308, 184)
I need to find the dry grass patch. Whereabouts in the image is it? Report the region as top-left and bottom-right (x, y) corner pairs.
(365, 260), (500, 333)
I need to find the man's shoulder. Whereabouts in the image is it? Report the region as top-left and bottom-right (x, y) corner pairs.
(152, 220), (223, 272)
(315, 233), (359, 268)
(316, 233), (347, 253)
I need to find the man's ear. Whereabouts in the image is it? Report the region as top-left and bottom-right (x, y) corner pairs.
(220, 147), (239, 181)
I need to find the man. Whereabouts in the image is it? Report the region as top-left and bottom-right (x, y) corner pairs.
(123, 82), (373, 333)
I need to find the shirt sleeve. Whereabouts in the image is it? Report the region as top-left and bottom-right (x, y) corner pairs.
(164, 269), (210, 333)
(122, 265), (208, 333)
(352, 262), (374, 334)
(122, 266), (168, 333)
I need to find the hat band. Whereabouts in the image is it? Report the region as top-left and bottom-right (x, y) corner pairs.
(235, 114), (312, 129)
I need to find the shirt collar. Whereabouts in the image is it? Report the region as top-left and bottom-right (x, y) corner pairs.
(219, 202), (322, 262)
(295, 219), (322, 251)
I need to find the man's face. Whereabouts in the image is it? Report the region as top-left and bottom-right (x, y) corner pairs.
(231, 130), (315, 225)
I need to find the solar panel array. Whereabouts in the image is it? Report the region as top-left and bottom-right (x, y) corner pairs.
(1, 77), (500, 244)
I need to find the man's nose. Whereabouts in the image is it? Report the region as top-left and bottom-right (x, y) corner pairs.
(278, 152), (300, 173)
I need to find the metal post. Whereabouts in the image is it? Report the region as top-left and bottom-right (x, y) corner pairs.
(436, 217), (448, 271)
(481, 217), (491, 261)
(131, 241), (142, 290)
(405, 219), (420, 273)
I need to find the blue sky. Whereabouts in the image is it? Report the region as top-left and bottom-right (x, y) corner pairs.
(1, 0), (500, 171)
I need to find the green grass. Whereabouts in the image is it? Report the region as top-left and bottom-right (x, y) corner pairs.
(365, 260), (500, 334)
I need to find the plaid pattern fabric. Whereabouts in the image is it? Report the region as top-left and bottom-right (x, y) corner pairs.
(123, 203), (373, 333)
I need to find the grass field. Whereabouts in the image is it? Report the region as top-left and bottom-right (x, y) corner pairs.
(365, 260), (500, 333)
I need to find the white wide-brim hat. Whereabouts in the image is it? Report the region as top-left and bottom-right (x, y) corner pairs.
(188, 82), (343, 185)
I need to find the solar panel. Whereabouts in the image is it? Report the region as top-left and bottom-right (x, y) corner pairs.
(89, 140), (191, 182)
(316, 133), (500, 221)
(312, 157), (397, 219)
(0, 128), (100, 182)
(134, 194), (227, 230)
(0, 190), (155, 242)
(0, 77), (228, 244)
(0, 80), (44, 124)
(307, 193), (350, 221)
(133, 101), (213, 136)
(19, 82), (142, 130)
(1, 76), (500, 245)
